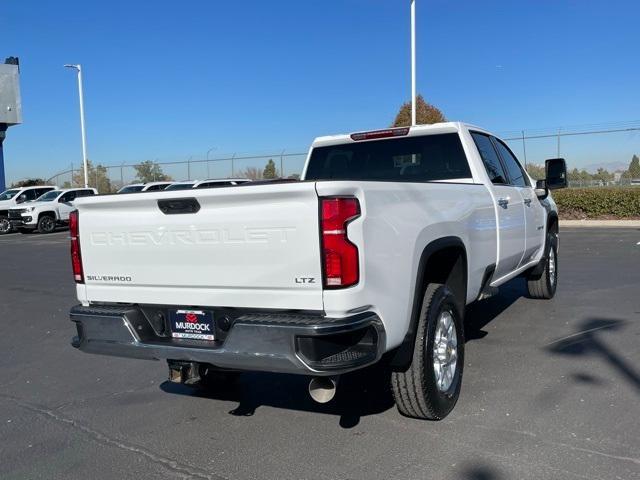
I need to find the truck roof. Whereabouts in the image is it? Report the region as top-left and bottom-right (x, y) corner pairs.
(311, 122), (492, 148)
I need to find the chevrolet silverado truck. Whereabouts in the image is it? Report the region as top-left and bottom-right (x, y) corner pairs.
(68, 123), (567, 420)
(9, 187), (97, 233)
(0, 185), (56, 234)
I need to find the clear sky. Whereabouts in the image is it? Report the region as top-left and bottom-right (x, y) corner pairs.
(2, 0), (640, 183)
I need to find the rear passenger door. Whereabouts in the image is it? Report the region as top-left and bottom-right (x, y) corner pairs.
(471, 132), (526, 281)
(493, 139), (545, 266)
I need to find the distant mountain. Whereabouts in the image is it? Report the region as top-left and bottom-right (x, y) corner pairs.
(581, 161), (629, 173)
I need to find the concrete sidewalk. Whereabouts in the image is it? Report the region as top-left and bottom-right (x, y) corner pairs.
(560, 219), (640, 228)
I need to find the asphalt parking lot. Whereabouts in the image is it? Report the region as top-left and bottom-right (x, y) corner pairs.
(0, 228), (638, 480)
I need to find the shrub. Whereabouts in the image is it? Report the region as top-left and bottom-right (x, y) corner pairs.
(553, 187), (640, 219)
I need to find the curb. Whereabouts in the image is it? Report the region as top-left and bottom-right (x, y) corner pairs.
(560, 220), (640, 228)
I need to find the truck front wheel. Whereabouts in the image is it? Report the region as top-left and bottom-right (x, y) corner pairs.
(527, 232), (558, 299)
(37, 215), (56, 234)
(391, 284), (464, 420)
(0, 216), (12, 235)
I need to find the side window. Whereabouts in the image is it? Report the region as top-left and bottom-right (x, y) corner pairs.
(471, 133), (508, 185)
(197, 182), (233, 189)
(493, 139), (529, 187)
(34, 188), (50, 198)
(60, 191), (77, 203)
(23, 189), (37, 200)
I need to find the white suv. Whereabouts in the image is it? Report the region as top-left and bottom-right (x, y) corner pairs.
(9, 188), (97, 234)
(0, 185), (57, 234)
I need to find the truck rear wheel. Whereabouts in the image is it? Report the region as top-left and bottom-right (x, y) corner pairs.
(527, 232), (558, 299)
(391, 283), (464, 420)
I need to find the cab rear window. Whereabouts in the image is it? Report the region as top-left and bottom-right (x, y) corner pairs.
(305, 133), (471, 182)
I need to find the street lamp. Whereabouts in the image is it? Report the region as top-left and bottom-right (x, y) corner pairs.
(410, 0), (417, 126)
(64, 64), (89, 188)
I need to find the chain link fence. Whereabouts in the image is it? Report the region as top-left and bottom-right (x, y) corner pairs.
(501, 123), (640, 188)
(46, 151), (308, 193)
(43, 123), (640, 193)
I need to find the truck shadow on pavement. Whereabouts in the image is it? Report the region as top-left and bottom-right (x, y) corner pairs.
(464, 278), (526, 341)
(160, 361), (395, 429)
(160, 282), (527, 428)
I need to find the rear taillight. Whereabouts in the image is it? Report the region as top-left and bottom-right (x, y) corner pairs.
(320, 197), (360, 288)
(69, 210), (84, 283)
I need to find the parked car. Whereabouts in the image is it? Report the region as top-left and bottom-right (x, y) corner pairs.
(0, 185), (57, 234)
(67, 122), (567, 420)
(193, 179), (252, 189)
(116, 184), (145, 194)
(9, 187), (97, 233)
(141, 181), (173, 191)
(117, 182), (174, 193)
(164, 181), (196, 191)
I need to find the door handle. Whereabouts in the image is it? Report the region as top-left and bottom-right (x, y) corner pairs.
(158, 198), (201, 215)
(523, 198), (532, 207)
(497, 197), (509, 208)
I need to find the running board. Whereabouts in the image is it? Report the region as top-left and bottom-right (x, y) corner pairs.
(477, 286), (499, 301)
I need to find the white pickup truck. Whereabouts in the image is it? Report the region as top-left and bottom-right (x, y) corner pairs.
(9, 188), (97, 233)
(69, 123), (567, 420)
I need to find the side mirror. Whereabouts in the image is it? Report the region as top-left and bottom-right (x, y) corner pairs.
(535, 179), (548, 199)
(545, 158), (568, 190)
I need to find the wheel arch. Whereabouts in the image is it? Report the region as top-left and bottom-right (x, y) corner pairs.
(38, 210), (57, 221)
(528, 211), (559, 278)
(389, 236), (468, 369)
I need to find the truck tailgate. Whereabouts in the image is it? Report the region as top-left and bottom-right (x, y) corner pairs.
(76, 182), (323, 310)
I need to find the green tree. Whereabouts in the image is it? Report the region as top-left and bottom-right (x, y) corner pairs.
(11, 178), (47, 187)
(592, 168), (613, 185)
(525, 164), (545, 180)
(263, 159), (277, 179)
(567, 168), (581, 182)
(628, 154), (640, 178)
(240, 167), (263, 180)
(134, 160), (172, 182)
(579, 169), (592, 183)
(391, 94), (446, 127)
(73, 160), (113, 193)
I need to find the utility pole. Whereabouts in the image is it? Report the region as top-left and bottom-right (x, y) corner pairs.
(64, 64), (89, 188)
(410, 0), (417, 126)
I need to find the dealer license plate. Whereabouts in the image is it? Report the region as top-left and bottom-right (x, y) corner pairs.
(169, 309), (215, 341)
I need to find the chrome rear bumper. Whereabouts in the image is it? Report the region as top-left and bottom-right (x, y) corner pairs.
(70, 304), (385, 375)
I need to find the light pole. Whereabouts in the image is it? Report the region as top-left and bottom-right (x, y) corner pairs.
(410, 0), (417, 126)
(64, 64), (89, 188)
(206, 147), (217, 178)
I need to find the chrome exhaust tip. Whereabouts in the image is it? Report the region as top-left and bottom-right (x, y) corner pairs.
(308, 376), (338, 404)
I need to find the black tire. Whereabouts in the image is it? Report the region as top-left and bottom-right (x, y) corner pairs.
(37, 215), (56, 234)
(0, 216), (12, 235)
(527, 232), (558, 299)
(391, 284), (464, 420)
